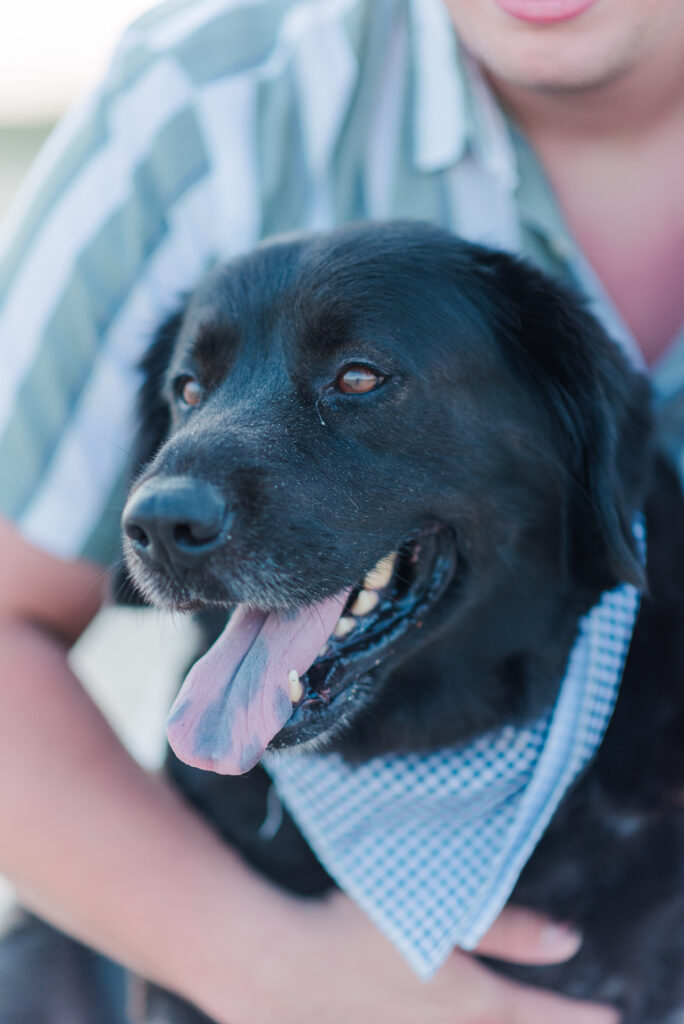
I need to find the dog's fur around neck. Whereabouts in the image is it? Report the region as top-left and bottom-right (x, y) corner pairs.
(118, 223), (684, 1024)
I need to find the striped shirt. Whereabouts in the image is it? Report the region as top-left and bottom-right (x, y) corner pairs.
(1, 0), (683, 566)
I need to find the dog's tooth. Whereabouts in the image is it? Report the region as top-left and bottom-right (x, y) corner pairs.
(318, 644), (328, 658)
(333, 616), (356, 639)
(364, 553), (397, 591)
(288, 669), (303, 703)
(350, 589), (380, 616)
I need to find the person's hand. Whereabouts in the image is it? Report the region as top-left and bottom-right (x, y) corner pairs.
(195, 890), (618, 1024)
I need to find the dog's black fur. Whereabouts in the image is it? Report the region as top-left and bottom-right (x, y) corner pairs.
(122, 222), (684, 1024)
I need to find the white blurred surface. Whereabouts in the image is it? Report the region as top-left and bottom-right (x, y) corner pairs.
(0, 0), (154, 122)
(70, 606), (198, 771)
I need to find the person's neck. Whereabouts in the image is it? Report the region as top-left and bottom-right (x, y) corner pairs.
(486, 43), (684, 145)
(484, 41), (684, 366)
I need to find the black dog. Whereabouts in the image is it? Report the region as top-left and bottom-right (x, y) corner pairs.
(120, 222), (684, 1024)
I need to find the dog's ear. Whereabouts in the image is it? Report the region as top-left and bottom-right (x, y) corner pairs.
(114, 304), (186, 605)
(483, 252), (652, 593)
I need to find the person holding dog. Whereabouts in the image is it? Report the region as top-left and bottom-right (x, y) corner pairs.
(1, 0), (682, 1021)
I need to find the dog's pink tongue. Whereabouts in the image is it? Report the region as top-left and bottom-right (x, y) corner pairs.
(166, 593), (346, 775)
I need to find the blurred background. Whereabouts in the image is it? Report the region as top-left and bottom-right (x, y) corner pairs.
(0, 0), (160, 213)
(0, 0), (199, 915)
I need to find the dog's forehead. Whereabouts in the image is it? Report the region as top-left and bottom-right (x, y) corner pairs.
(176, 226), (503, 378)
(177, 242), (307, 349)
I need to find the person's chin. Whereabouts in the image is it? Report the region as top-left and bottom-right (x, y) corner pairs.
(443, 0), (643, 95)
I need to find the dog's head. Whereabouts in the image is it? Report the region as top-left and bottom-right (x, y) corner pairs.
(121, 222), (651, 772)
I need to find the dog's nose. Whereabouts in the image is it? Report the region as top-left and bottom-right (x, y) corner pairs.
(122, 476), (228, 569)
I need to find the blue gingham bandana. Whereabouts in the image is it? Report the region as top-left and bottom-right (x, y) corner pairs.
(263, 566), (642, 978)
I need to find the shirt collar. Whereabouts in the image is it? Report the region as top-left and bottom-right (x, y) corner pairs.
(407, 0), (469, 171)
(408, 0), (518, 192)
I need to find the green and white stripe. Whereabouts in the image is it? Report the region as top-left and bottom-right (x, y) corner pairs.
(1, 0), (681, 565)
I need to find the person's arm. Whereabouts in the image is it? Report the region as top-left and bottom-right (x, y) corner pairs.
(0, 519), (298, 1007)
(0, 516), (617, 1024)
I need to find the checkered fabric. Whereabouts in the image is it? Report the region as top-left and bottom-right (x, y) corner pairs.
(263, 547), (643, 979)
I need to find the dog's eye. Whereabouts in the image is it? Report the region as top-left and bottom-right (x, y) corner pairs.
(336, 365), (384, 395)
(176, 376), (204, 408)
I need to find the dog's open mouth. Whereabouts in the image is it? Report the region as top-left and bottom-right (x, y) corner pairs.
(283, 525), (456, 719)
(166, 524), (457, 775)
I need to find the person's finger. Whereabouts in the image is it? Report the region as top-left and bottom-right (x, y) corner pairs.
(475, 906), (582, 964)
(504, 978), (619, 1024)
